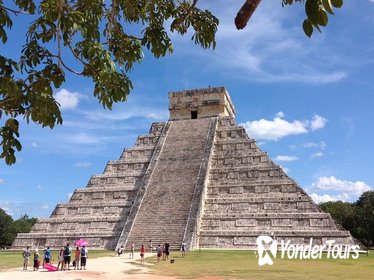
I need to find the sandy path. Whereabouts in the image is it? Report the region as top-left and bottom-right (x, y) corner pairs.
(0, 253), (179, 280)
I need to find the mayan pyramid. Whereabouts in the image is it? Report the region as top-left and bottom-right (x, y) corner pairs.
(12, 87), (359, 250)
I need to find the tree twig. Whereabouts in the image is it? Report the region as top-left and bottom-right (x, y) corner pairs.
(0, 5), (29, 15)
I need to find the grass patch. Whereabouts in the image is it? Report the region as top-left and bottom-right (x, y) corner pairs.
(149, 250), (374, 280)
(0, 249), (115, 271)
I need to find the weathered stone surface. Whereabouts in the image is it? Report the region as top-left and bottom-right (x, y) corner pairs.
(12, 87), (360, 251)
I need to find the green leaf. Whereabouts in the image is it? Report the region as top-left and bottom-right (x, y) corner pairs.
(331, 0), (343, 8)
(322, 0), (334, 15)
(303, 19), (313, 38)
(319, 9), (328, 27)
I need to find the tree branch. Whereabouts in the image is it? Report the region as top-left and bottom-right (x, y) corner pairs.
(235, 0), (262, 30)
(0, 5), (29, 15)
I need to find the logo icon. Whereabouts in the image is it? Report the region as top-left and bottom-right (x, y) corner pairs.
(256, 235), (277, 266)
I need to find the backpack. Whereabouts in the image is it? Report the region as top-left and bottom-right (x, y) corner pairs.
(81, 248), (86, 257)
(64, 246), (70, 256)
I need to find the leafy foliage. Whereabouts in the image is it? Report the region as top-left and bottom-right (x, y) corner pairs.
(319, 191), (374, 247)
(0, 0), (219, 165)
(0, 208), (14, 248)
(0, 211), (37, 247)
(282, 0), (343, 37)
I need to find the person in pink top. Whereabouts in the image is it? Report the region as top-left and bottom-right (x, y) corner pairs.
(140, 245), (145, 264)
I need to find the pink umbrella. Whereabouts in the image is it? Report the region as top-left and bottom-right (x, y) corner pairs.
(45, 263), (58, 272)
(74, 239), (88, 247)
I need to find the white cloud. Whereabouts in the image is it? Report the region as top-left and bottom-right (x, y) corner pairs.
(65, 132), (100, 144)
(74, 162), (92, 168)
(240, 113), (327, 141)
(310, 115), (328, 131)
(187, 1), (348, 84)
(55, 88), (82, 110)
(308, 176), (372, 203)
(42, 203), (49, 209)
(83, 107), (168, 122)
(274, 155), (299, 162)
(309, 193), (349, 204)
(311, 152), (324, 158)
(0, 178), (4, 184)
(0, 201), (13, 215)
(31, 142), (38, 148)
(37, 185), (43, 190)
(276, 111), (285, 118)
(312, 176), (371, 196)
(303, 141), (326, 150)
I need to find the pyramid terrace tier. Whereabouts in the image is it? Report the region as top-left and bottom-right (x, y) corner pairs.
(201, 212), (339, 230)
(104, 160), (150, 174)
(119, 146), (158, 161)
(87, 173), (144, 188)
(51, 202), (132, 217)
(70, 187), (138, 201)
(199, 230), (355, 249)
(206, 184), (313, 200)
(12, 232), (123, 249)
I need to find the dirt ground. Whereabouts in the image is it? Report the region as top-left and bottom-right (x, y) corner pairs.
(0, 254), (223, 280)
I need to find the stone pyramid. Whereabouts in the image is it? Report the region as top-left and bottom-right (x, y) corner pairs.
(12, 87), (359, 250)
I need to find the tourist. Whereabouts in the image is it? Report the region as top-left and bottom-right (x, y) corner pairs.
(162, 244), (166, 260)
(63, 243), (72, 270)
(80, 245), (88, 270)
(181, 241), (186, 257)
(57, 247), (64, 271)
(149, 239), (153, 253)
(44, 246), (51, 266)
(140, 244), (145, 264)
(74, 246), (80, 270)
(33, 248), (39, 271)
(156, 244), (162, 262)
(129, 242), (135, 259)
(22, 246), (31, 270)
(165, 242), (170, 260)
(117, 245), (123, 256)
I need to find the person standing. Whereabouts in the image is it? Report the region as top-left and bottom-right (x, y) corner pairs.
(181, 241), (186, 257)
(149, 239), (153, 253)
(74, 246), (80, 270)
(22, 246), (31, 270)
(164, 242), (170, 260)
(80, 246), (88, 270)
(57, 247), (65, 271)
(117, 245), (123, 256)
(129, 242), (135, 259)
(63, 243), (72, 270)
(140, 244), (145, 265)
(44, 246), (51, 265)
(156, 244), (162, 262)
(33, 248), (39, 271)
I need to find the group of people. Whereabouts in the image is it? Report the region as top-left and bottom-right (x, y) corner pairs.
(117, 240), (187, 264)
(21, 243), (88, 272)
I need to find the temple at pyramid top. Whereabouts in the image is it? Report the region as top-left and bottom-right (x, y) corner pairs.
(169, 86), (236, 120)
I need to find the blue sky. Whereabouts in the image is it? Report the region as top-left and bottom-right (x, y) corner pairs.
(1, 0), (373, 218)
